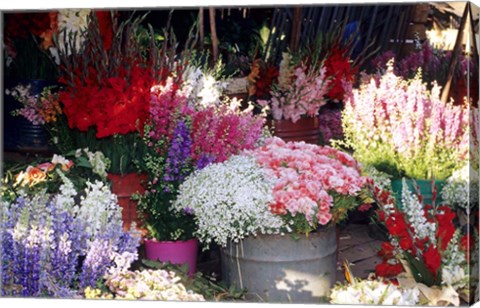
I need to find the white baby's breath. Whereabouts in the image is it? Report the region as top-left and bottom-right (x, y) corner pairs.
(172, 155), (284, 247)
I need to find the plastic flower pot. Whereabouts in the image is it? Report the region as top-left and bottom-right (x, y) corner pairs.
(107, 172), (147, 232)
(144, 238), (199, 276)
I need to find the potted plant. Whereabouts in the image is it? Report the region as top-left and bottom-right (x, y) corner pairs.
(256, 51), (331, 144)
(135, 67), (266, 276)
(336, 61), (471, 206)
(250, 31), (358, 145)
(172, 137), (371, 303)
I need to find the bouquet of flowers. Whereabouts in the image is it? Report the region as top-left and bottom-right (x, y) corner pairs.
(1, 152), (140, 297)
(370, 177), (474, 304)
(257, 51), (331, 123)
(337, 61), (470, 180)
(53, 11), (173, 174)
(440, 164), (479, 225)
(84, 269), (205, 301)
(329, 276), (420, 305)
(135, 72), (266, 242)
(173, 137), (370, 247)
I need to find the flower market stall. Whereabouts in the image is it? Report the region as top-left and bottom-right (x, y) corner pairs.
(2, 2), (479, 306)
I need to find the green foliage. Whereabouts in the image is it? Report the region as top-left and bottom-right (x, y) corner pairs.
(5, 36), (59, 80)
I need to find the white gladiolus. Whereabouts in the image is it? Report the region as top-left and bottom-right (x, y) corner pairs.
(401, 179), (436, 240)
(57, 9), (92, 55)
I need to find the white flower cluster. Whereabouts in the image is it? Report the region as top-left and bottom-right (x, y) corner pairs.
(401, 179), (436, 240)
(98, 269), (205, 301)
(57, 9), (92, 55)
(442, 230), (469, 290)
(76, 180), (122, 242)
(172, 155), (284, 247)
(54, 169), (78, 214)
(329, 279), (420, 305)
(180, 65), (227, 108)
(441, 164), (479, 212)
(76, 148), (111, 180)
(362, 164), (393, 192)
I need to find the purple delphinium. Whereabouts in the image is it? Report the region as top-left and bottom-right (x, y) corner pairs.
(163, 120), (193, 185)
(195, 153), (216, 170)
(1, 191), (140, 297)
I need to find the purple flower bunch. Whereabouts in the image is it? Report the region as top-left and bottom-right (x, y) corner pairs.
(1, 182), (140, 297)
(369, 42), (472, 93)
(163, 120), (193, 185)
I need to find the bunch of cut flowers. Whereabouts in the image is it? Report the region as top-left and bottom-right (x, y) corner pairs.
(1, 151), (141, 298)
(84, 266), (204, 301)
(369, 177), (475, 306)
(257, 51), (331, 123)
(329, 274), (420, 305)
(336, 61), (470, 180)
(135, 68), (266, 242)
(54, 11), (174, 174)
(172, 137), (371, 248)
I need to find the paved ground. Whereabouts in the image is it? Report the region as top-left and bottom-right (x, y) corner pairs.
(335, 222), (385, 283)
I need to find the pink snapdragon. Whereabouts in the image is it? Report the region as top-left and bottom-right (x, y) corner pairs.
(248, 137), (366, 227)
(149, 78), (194, 141)
(343, 63), (470, 180)
(191, 103), (265, 164)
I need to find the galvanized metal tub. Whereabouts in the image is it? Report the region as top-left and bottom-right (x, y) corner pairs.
(220, 227), (337, 303)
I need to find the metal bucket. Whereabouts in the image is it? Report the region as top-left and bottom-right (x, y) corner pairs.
(221, 227), (337, 303)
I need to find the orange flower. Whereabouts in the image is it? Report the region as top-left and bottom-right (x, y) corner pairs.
(25, 166), (47, 186)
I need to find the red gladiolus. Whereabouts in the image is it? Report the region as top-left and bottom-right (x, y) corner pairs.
(435, 206), (457, 251)
(324, 46), (357, 101)
(375, 261), (404, 278)
(255, 65), (279, 98)
(378, 241), (395, 258)
(95, 11), (114, 51)
(423, 245), (442, 277)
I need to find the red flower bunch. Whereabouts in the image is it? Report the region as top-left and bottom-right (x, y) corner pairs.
(370, 179), (469, 287)
(57, 12), (161, 138)
(255, 64), (279, 99)
(60, 64), (154, 138)
(324, 46), (357, 101)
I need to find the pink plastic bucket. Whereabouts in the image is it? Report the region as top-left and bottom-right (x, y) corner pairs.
(144, 238), (199, 276)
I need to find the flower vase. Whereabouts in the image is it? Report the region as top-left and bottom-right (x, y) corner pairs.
(107, 172), (148, 232)
(220, 227), (337, 303)
(270, 116), (321, 144)
(144, 238), (199, 276)
(390, 178), (446, 209)
(4, 79), (54, 153)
